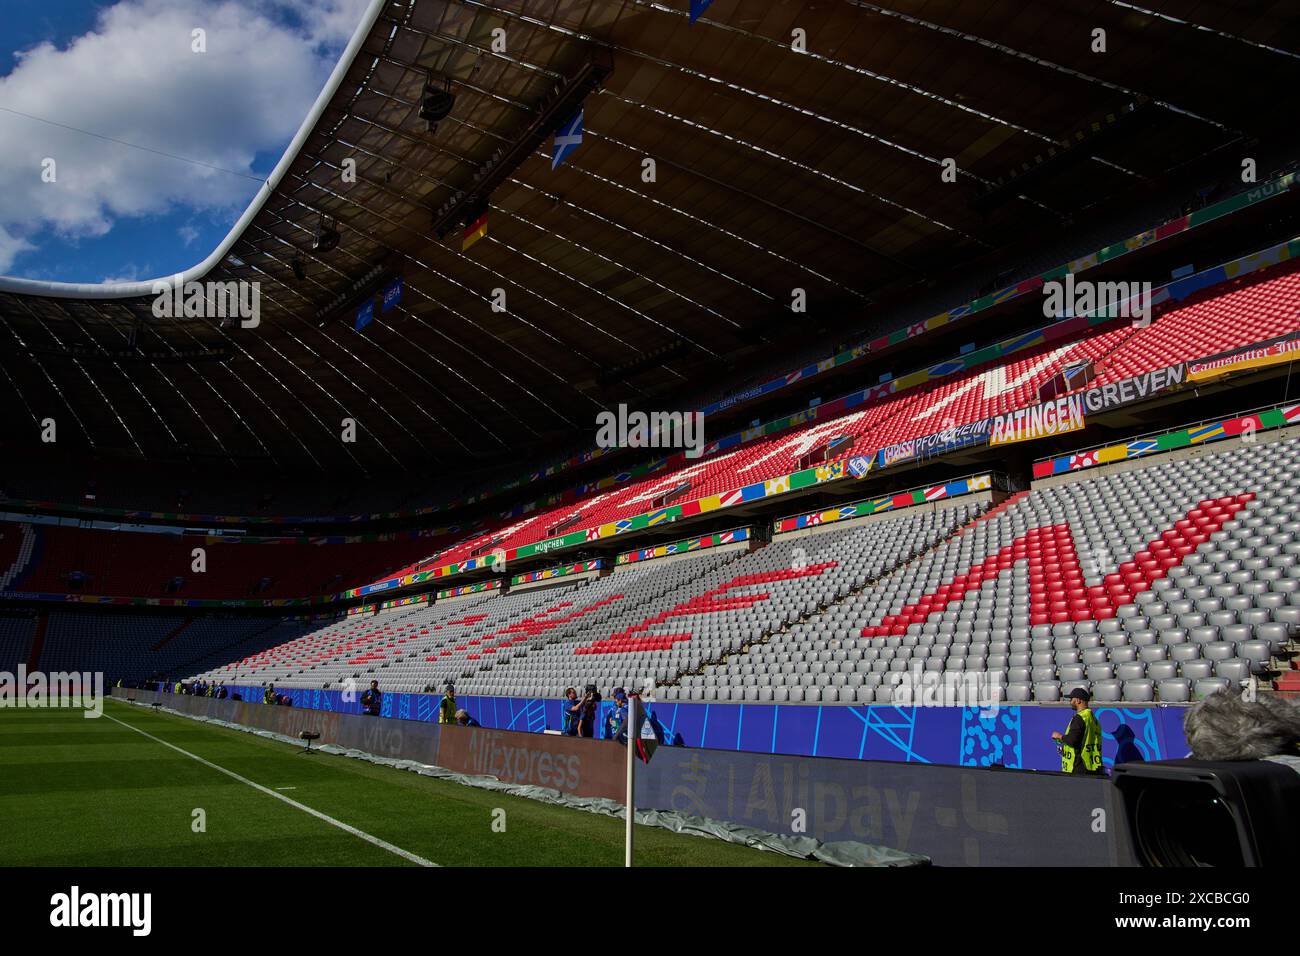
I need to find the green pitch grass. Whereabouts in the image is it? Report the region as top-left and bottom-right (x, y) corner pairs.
(0, 701), (818, 867)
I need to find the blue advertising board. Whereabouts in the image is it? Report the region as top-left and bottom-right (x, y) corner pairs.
(223, 685), (1188, 772)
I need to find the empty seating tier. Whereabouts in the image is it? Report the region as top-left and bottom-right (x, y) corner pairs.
(375, 259), (1300, 586)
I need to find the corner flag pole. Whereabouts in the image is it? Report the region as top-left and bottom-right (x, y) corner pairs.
(625, 695), (637, 867)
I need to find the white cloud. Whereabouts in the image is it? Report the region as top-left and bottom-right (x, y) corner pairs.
(100, 263), (153, 283)
(0, 0), (370, 277)
(178, 224), (200, 246)
(0, 223), (37, 273)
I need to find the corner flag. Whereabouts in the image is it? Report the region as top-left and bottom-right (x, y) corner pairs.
(623, 695), (659, 867)
(634, 707), (658, 764)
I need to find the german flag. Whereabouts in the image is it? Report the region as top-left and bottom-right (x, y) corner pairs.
(461, 210), (488, 251)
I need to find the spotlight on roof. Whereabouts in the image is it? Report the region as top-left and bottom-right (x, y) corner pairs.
(291, 256), (306, 282)
(312, 215), (340, 254)
(419, 75), (455, 133)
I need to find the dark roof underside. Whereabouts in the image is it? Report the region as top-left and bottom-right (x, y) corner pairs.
(2, 0), (1297, 477)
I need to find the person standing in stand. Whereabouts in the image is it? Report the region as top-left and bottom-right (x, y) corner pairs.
(438, 684), (457, 724)
(360, 680), (382, 717)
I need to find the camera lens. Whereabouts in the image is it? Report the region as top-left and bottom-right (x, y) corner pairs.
(1132, 780), (1245, 867)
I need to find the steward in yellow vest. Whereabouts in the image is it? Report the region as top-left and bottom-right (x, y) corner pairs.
(1053, 687), (1103, 774)
(439, 686), (457, 724)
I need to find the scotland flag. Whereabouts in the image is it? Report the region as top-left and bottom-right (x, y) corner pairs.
(551, 109), (584, 169)
(690, 0), (714, 23)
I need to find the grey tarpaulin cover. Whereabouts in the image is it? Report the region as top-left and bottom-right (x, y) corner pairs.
(119, 698), (929, 867)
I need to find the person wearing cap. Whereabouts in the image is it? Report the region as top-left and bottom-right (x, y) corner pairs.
(605, 687), (629, 741)
(1052, 687), (1104, 774)
(438, 684), (457, 724)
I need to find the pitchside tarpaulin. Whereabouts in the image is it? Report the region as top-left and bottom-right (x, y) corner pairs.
(637, 745), (1134, 867)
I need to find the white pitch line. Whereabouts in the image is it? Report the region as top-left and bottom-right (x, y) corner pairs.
(102, 707), (437, 867)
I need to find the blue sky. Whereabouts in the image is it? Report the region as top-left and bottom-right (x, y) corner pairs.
(0, 0), (369, 283)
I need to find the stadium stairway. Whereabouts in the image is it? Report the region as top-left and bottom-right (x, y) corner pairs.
(1276, 661), (1300, 693)
(954, 490), (1028, 535)
(151, 616), (195, 653)
(26, 610), (48, 672)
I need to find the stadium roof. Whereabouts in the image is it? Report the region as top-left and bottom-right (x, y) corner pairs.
(1, 0), (1297, 477)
